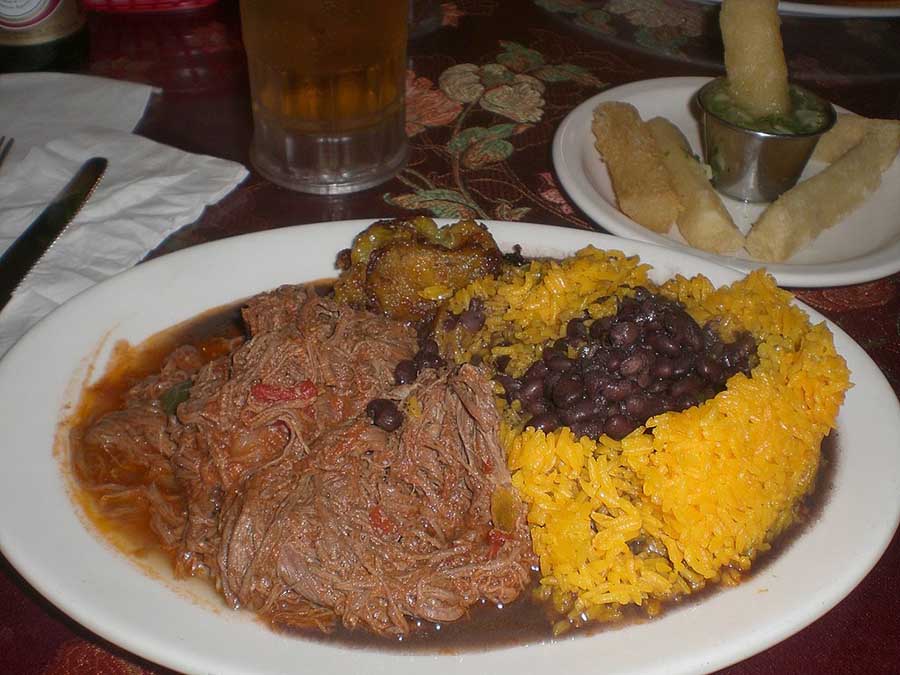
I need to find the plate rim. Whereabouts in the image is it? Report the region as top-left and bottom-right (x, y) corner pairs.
(0, 219), (899, 675)
(692, 0), (900, 18)
(552, 76), (900, 288)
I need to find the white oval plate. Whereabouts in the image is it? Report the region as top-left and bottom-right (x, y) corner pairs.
(692, 0), (900, 19)
(552, 77), (900, 287)
(0, 220), (899, 675)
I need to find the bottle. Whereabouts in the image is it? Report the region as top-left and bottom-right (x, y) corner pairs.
(0, 0), (89, 73)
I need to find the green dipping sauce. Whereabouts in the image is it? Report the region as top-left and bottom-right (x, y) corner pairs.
(700, 80), (831, 135)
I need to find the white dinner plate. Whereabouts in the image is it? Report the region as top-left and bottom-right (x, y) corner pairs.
(552, 77), (900, 287)
(0, 220), (899, 675)
(692, 0), (900, 18)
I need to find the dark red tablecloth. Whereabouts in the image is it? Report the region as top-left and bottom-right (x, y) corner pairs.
(2, 1), (898, 673)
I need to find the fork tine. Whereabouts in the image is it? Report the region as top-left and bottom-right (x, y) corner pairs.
(0, 136), (13, 169)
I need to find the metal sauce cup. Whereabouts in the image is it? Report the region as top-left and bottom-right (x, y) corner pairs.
(697, 77), (836, 203)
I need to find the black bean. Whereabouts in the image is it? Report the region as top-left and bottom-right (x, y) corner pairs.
(415, 352), (444, 371)
(725, 333), (756, 370)
(366, 398), (388, 418)
(606, 351), (624, 371)
(459, 307), (485, 332)
(663, 310), (687, 336)
(571, 420), (604, 441)
(637, 298), (659, 322)
(519, 377), (544, 403)
(605, 414), (635, 440)
(589, 316), (613, 339)
(610, 321), (640, 348)
(543, 371), (561, 398)
(529, 412), (560, 433)
(696, 356), (723, 383)
(618, 298), (639, 320)
(524, 398), (549, 416)
(553, 375), (583, 408)
(525, 360), (549, 380)
(495, 374), (518, 401)
(643, 396), (666, 418)
(674, 394), (696, 411)
(647, 379), (669, 394)
(507, 288), (758, 443)
(584, 371), (609, 398)
(554, 338), (573, 353)
(394, 359), (418, 385)
(647, 332), (681, 357)
(670, 375), (702, 399)
(443, 314), (459, 331)
(619, 352), (648, 376)
(568, 398), (596, 423)
(636, 369), (652, 389)
(603, 379), (635, 402)
(495, 355), (511, 372)
(548, 355), (574, 372)
(558, 408), (576, 427)
(624, 395), (651, 419)
(684, 323), (704, 352)
(655, 394), (674, 412)
(672, 355), (693, 377)
(566, 318), (588, 341)
(419, 338), (439, 356)
(734, 333), (755, 357)
(651, 357), (674, 379)
(543, 346), (565, 363)
(367, 399), (403, 431)
(592, 401), (611, 420)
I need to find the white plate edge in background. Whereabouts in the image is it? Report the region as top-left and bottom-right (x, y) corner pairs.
(692, 0), (900, 18)
(0, 220), (898, 675)
(552, 77), (900, 287)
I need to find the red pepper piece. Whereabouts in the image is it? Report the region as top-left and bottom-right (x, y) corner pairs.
(251, 380), (318, 403)
(487, 527), (511, 559)
(369, 505), (396, 535)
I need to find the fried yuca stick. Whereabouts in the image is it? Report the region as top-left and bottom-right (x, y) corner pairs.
(720, 0), (791, 117)
(812, 113), (900, 163)
(592, 102), (680, 233)
(745, 124), (900, 262)
(646, 117), (744, 255)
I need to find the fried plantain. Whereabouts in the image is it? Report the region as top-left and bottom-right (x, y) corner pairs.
(334, 217), (503, 323)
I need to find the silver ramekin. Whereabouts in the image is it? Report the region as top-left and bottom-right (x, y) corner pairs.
(697, 77), (836, 203)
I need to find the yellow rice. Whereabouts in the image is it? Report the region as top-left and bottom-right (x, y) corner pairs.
(444, 247), (851, 630)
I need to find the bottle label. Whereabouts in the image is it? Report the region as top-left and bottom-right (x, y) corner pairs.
(0, 0), (83, 45)
(0, 0), (61, 29)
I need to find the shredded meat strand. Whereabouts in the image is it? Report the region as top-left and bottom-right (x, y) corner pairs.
(77, 284), (534, 636)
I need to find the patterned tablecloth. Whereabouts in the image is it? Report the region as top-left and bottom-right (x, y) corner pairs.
(2, 1), (898, 673)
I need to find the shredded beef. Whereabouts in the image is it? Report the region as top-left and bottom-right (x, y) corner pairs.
(80, 285), (533, 636)
(216, 364), (532, 635)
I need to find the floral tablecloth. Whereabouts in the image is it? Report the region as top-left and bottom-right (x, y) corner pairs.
(2, 1), (899, 673)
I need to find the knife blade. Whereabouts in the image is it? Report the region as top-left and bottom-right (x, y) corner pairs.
(0, 157), (108, 311)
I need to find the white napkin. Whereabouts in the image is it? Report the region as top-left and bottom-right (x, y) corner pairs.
(0, 73), (249, 357)
(0, 72), (156, 167)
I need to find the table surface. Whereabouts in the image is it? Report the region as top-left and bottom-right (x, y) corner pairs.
(2, 1), (899, 673)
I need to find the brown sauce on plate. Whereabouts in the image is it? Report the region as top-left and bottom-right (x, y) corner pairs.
(65, 294), (839, 652)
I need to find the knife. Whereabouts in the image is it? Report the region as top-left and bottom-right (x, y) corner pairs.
(0, 157), (108, 311)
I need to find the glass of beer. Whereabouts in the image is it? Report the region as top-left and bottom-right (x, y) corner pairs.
(239, 1), (408, 194)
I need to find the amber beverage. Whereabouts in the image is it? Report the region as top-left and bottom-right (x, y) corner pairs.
(239, 0), (408, 194)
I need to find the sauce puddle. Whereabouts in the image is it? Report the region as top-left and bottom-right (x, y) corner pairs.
(65, 294), (840, 653)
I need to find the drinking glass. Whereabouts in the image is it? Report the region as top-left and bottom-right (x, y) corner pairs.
(239, 0), (408, 194)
